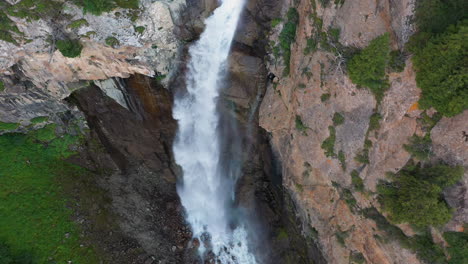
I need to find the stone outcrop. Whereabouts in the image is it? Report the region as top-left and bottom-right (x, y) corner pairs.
(0, 0), (183, 124)
(259, 0), (466, 263)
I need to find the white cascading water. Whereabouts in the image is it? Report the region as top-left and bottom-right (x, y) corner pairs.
(172, 0), (257, 263)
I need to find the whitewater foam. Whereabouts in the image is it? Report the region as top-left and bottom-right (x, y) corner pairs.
(172, 0), (256, 263)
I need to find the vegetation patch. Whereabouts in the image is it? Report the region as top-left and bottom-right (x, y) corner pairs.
(407, 0), (467, 117)
(347, 34), (391, 102)
(105, 36), (119, 47)
(279, 8), (299, 75)
(335, 229), (349, 247)
(270, 18), (282, 27)
(320, 93), (331, 102)
(0, 125), (100, 263)
(332, 112), (345, 126)
(57, 39), (83, 58)
(0, 121), (20, 131)
(321, 126), (336, 157)
(362, 207), (446, 264)
(295, 115), (308, 134)
(5, 0), (60, 20)
(303, 37), (317, 55)
(0, 2), (22, 44)
(30, 116), (49, 124)
(351, 170), (364, 192)
(444, 231), (468, 264)
(403, 134), (432, 160)
(0, 80), (5, 91)
(338, 150), (346, 170)
(388, 50), (406, 72)
(349, 251), (365, 264)
(72, 0), (139, 15)
(68, 19), (89, 29)
(368, 113), (382, 132)
(411, 21), (467, 116)
(377, 162), (464, 227)
(134, 25), (145, 34)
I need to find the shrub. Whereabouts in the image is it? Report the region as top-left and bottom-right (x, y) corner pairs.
(403, 134), (432, 160)
(56, 39), (83, 58)
(338, 150), (346, 170)
(295, 115), (307, 131)
(444, 231), (468, 264)
(412, 21), (467, 116)
(377, 163), (464, 227)
(362, 207), (446, 263)
(368, 113), (381, 132)
(271, 18), (282, 27)
(303, 37), (317, 55)
(347, 34), (391, 102)
(279, 8), (299, 75)
(82, 0), (114, 15)
(0, 80), (4, 91)
(321, 126), (336, 157)
(30, 116), (49, 124)
(351, 170), (364, 192)
(105, 36), (119, 47)
(0, 122), (19, 131)
(68, 19), (89, 29)
(332, 112), (345, 125)
(349, 251), (365, 264)
(321, 93), (331, 102)
(114, 0), (139, 9)
(134, 26), (145, 34)
(388, 50), (406, 72)
(335, 229), (349, 246)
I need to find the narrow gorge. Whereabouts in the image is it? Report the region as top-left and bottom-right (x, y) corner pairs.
(0, 1), (466, 264)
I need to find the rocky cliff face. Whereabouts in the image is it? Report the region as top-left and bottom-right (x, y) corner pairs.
(259, 0), (468, 263)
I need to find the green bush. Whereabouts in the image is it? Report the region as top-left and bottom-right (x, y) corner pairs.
(338, 150), (346, 170)
(403, 134), (432, 160)
(0, 122), (19, 131)
(388, 50), (406, 72)
(56, 39), (83, 58)
(362, 207), (446, 263)
(82, 0), (114, 15)
(68, 19), (89, 29)
(30, 116), (49, 124)
(368, 113), (382, 132)
(295, 115), (308, 132)
(0, 80), (4, 91)
(270, 18), (282, 27)
(378, 163), (464, 227)
(412, 21), (467, 116)
(351, 170), (364, 192)
(279, 8), (299, 75)
(332, 112), (345, 125)
(105, 36), (119, 47)
(444, 231), (468, 264)
(303, 37), (317, 55)
(134, 26), (145, 34)
(321, 126), (336, 157)
(347, 34), (391, 102)
(114, 0), (139, 9)
(321, 93), (331, 102)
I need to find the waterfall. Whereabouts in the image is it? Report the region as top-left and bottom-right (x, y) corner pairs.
(172, 0), (257, 263)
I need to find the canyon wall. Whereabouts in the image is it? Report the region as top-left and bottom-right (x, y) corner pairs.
(259, 0), (468, 263)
